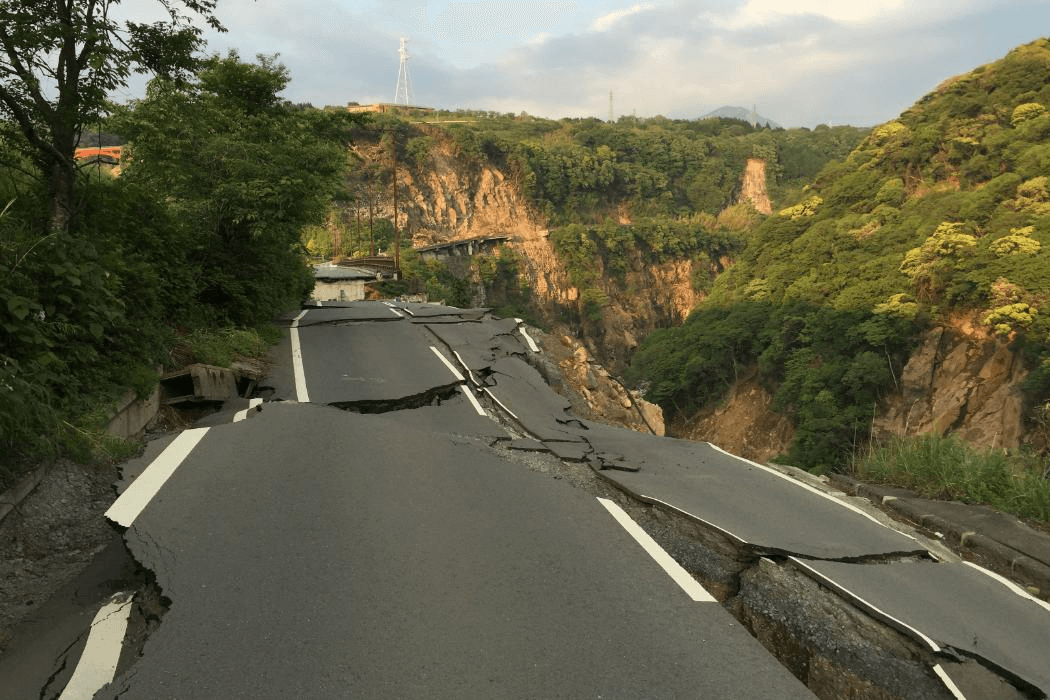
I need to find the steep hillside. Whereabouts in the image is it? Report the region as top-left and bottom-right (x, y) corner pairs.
(628, 38), (1050, 469)
(333, 113), (865, 376)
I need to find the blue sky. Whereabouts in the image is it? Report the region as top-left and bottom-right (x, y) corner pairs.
(118, 0), (1050, 127)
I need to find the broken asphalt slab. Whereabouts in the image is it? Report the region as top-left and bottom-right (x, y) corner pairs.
(831, 474), (1050, 599)
(102, 401), (815, 699)
(398, 303), (489, 320)
(275, 301), (408, 326)
(483, 357), (590, 444)
(423, 318), (528, 373)
(793, 557), (1050, 697)
(288, 321), (461, 405)
(558, 424), (925, 559)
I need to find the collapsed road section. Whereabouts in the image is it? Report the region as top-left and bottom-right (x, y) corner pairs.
(268, 300), (1050, 699)
(413, 301), (1050, 700)
(32, 299), (1048, 699)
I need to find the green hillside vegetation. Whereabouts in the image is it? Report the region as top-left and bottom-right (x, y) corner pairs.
(628, 38), (1050, 476)
(0, 52), (353, 485)
(349, 111), (867, 327)
(435, 112), (866, 223)
(314, 112), (865, 323)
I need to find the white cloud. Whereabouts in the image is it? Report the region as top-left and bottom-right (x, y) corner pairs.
(729, 0), (908, 25)
(590, 3), (654, 32)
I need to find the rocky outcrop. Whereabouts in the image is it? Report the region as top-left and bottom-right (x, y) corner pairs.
(874, 319), (1028, 449)
(675, 317), (1030, 461)
(579, 253), (701, 375)
(671, 367), (794, 463)
(376, 128), (701, 376)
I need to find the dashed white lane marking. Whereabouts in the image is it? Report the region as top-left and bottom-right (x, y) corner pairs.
(233, 398), (264, 423)
(515, 318), (539, 352)
(59, 592), (135, 700)
(933, 665), (969, 700)
(388, 306), (405, 318)
(290, 310), (311, 403)
(429, 346), (465, 382)
(105, 428), (210, 527)
(459, 385), (487, 416)
(597, 498), (716, 603)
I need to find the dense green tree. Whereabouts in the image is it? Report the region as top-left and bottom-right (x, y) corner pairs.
(0, 0), (222, 232)
(111, 52), (353, 325)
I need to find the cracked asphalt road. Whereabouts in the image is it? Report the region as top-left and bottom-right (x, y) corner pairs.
(7, 300), (1050, 699)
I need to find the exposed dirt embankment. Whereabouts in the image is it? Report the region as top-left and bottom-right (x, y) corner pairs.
(739, 158), (772, 215)
(670, 367), (794, 463)
(379, 128), (700, 377)
(672, 316), (1031, 462)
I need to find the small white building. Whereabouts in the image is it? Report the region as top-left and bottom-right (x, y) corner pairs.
(312, 263), (377, 302)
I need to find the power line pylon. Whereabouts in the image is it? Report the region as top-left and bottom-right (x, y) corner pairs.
(394, 38), (413, 106)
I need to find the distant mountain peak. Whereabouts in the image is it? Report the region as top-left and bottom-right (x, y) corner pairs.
(702, 106), (781, 129)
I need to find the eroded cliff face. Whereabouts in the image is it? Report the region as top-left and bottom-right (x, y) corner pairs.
(874, 318), (1028, 449)
(372, 133), (1032, 459)
(739, 158), (772, 215)
(671, 316), (1031, 464)
(573, 252), (701, 375)
(380, 129), (700, 377)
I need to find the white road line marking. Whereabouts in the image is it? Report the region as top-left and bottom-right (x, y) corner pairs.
(597, 498), (716, 602)
(233, 398), (264, 423)
(933, 665), (970, 700)
(707, 443), (915, 536)
(459, 385), (487, 416)
(59, 592), (135, 700)
(290, 310), (310, 403)
(388, 306), (405, 318)
(105, 428), (209, 527)
(961, 561), (1050, 612)
(452, 350), (479, 385)
(515, 318), (539, 352)
(787, 556), (942, 652)
(429, 346), (465, 382)
(482, 388), (520, 421)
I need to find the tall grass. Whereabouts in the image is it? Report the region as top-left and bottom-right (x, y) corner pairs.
(175, 326), (281, 368)
(855, 433), (1050, 523)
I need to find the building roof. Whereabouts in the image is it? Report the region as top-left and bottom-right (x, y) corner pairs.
(313, 263), (378, 281)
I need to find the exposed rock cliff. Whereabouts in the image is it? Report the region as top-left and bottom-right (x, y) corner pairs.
(373, 129), (700, 376)
(873, 318), (1028, 449)
(672, 316), (1031, 463)
(360, 129), (1035, 461)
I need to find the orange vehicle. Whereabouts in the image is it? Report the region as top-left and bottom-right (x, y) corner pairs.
(74, 146), (123, 164)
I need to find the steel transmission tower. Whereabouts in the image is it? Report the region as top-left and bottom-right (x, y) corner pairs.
(394, 38), (413, 105)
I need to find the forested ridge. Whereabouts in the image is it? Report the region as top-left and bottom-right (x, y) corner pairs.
(627, 38), (1050, 476)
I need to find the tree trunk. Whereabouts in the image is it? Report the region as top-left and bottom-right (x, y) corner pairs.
(47, 157), (75, 233)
